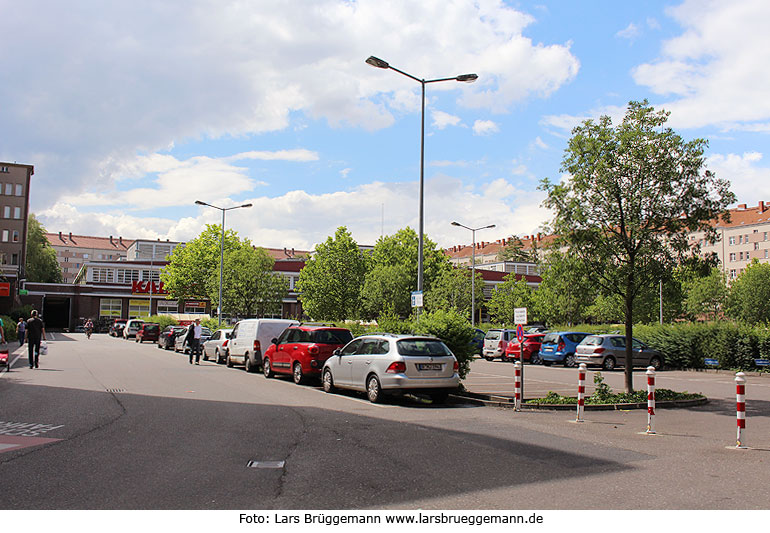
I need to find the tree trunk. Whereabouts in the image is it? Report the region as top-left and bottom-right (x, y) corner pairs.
(624, 292), (634, 394)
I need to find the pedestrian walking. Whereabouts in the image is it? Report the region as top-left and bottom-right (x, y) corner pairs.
(26, 310), (46, 369)
(186, 318), (203, 365)
(16, 317), (26, 347)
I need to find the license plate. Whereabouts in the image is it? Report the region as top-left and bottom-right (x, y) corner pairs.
(417, 363), (442, 371)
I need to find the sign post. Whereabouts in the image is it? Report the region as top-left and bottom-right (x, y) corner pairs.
(514, 308), (527, 401)
(411, 291), (424, 309)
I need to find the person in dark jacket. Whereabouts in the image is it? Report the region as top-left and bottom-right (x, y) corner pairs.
(185, 318), (203, 365)
(26, 310), (46, 369)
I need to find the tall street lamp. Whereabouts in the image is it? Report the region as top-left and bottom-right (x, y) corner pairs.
(366, 56), (477, 298)
(195, 200), (253, 326)
(451, 221), (495, 327)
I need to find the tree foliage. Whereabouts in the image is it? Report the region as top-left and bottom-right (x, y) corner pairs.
(25, 214), (63, 283)
(727, 260), (770, 324)
(425, 267), (485, 319)
(297, 226), (369, 321)
(531, 251), (593, 326)
(540, 100), (735, 392)
(496, 236), (539, 263)
(683, 267), (728, 321)
(487, 275), (535, 326)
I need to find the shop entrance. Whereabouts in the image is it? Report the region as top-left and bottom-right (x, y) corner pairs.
(43, 297), (71, 330)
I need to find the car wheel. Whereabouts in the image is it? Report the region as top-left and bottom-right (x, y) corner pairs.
(602, 356), (616, 371)
(203, 351), (209, 362)
(226, 354), (233, 368)
(322, 369), (335, 393)
(215, 348), (222, 364)
(430, 392), (449, 404)
(293, 363), (305, 385)
(157, 342), (162, 349)
(649, 356), (663, 371)
(263, 357), (274, 378)
(165, 342), (171, 350)
(366, 374), (383, 403)
(564, 354), (576, 368)
(530, 353), (541, 365)
(484, 355), (495, 362)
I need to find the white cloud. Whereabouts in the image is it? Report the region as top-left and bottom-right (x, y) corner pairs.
(431, 110), (462, 130)
(530, 136), (549, 150)
(706, 151), (770, 205)
(472, 120), (500, 136)
(430, 160), (469, 167)
(39, 176), (551, 250)
(541, 105), (627, 137)
(631, 0), (770, 129)
(616, 23), (640, 40)
(340, 168), (352, 179)
(0, 0), (579, 213)
(646, 17), (661, 30)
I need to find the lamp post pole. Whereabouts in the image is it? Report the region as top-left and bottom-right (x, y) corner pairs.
(195, 201), (253, 327)
(366, 56), (477, 296)
(451, 222), (495, 327)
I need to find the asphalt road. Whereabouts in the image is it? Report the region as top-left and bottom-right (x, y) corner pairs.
(1, 333), (769, 510)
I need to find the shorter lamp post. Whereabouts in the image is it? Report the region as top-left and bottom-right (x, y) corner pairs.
(195, 200), (253, 327)
(451, 221), (495, 327)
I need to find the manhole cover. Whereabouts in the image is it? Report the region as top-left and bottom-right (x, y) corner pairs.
(247, 460), (285, 469)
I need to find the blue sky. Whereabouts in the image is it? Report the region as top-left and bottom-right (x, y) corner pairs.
(3, 0), (770, 250)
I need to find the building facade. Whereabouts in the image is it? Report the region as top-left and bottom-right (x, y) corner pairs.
(0, 161), (33, 313)
(46, 232), (134, 283)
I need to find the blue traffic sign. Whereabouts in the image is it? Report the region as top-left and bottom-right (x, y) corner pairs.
(516, 324), (524, 343)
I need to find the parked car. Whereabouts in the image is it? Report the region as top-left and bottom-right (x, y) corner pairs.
(135, 323), (161, 343)
(322, 334), (460, 404)
(539, 331), (591, 367)
(202, 328), (233, 364)
(174, 325), (213, 354)
(158, 325), (186, 350)
(109, 319), (128, 337)
(122, 319), (145, 339)
(470, 328), (485, 356)
(262, 324), (353, 384)
(226, 318), (299, 372)
(504, 333), (546, 364)
(575, 334), (664, 371)
(482, 329), (516, 361)
(526, 325), (549, 334)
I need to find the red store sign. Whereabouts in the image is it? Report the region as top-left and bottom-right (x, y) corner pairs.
(131, 280), (168, 295)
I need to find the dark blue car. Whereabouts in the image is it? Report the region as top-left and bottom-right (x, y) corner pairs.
(539, 331), (591, 367)
(470, 328), (485, 355)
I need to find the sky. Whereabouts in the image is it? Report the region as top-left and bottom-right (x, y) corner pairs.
(3, 0), (770, 251)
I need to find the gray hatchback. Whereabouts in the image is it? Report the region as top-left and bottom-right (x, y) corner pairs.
(575, 334), (663, 371)
(322, 334), (460, 404)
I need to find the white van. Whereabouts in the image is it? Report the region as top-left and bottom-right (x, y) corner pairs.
(226, 318), (299, 372)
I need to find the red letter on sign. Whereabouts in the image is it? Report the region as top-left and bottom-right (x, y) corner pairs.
(132, 280), (144, 293)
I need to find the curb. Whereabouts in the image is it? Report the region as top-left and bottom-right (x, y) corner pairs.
(453, 391), (709, 410)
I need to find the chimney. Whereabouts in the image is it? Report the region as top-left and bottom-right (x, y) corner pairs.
(760, 201), (766, 213)
(59, 231), (63, 241)
(530, 235), (535, 241)
(738, 204), (747, 210)
(537, 233), (542, 241)
(69, 232), (73, 241)
(110, 235), (114, 245)
(119, 236), (123, 246)
(291, 248), (295, 256)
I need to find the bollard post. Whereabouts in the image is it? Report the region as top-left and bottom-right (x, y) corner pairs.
(735, 372), (747, 449)
(576, 363), (587, 422)
(514, 361), (522, 411)
(646, 366), (656, 434)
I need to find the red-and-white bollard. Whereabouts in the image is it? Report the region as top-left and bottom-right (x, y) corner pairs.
(646, 366), (656, 434)
(576, 363), (587, 422)
(514, 361), (522, 411)
(736, 372), (747, 448)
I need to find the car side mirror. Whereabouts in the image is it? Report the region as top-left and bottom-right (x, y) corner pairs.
(333, 348), (341, 356)
(271, 338), (278, 345)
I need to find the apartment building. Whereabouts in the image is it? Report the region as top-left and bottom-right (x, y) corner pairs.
(46, 232), (134, 283)
(0, 161), (33, 312)
(690, 201), (770, 280)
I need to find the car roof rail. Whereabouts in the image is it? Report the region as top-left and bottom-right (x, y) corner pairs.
(298, 322), (337, 328)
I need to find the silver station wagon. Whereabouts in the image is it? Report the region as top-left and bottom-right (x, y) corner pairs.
(322, 334), (460, 404)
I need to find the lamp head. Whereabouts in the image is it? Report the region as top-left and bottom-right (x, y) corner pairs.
(241, 203), (253, 208)
(366, 56), (390, 69)
(456, 73), (478, 83)
(451, 221), (461, 226)
(195, 200), (205, 206)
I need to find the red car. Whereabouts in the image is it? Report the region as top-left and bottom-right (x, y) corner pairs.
(262, 324), (353, 384)
(135, 323), (161, 343)
(504, 333), (545, 364)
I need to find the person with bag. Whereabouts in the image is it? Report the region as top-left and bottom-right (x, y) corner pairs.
(186, 318), (203, 365)
(16, 317), (26, 347)
(26, 310), (46, 369)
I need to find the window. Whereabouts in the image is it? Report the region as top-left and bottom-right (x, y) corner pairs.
(15, 184), (22, 196)
(729, 236), (736, 245)
(13, 207), (20, 219)
(729, 269), (737, 279)
(12, 230), (18, 242)
(11, 253), (18, 265)
(99, 299), (122, 317)
(116, 269), (140, 283)
(0, 253), (6, 264)
(3, 206), (9, 218)
(729, 253), (736, 261)
(740, 252), (744, 260)
(92, 267), (115, 283)
(766, 250), (769, 259)
(755, 243), (760, 250)
(3, 184), (11, 195)
(0, 166), (9, 172)
(1, 230), (7, 242)
(765, 232), (768, 241)
(745, 234), (749, 242)
(156, 300), (178, 314)
(184, 303), (206, 314)
(128, 299), (150, 318)
(142, 269), (160, 282)
(83, 253), (89, 259)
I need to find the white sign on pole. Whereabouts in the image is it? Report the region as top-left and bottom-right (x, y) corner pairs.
(411, 291), (424, 308)
(514, 307), (527, 325)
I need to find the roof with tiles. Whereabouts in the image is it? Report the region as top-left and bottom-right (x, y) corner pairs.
(46, 232), (134, 251)
(263, 247), (311, 261)
(713, 201), (770, 228)
(444, 233), (558, 259)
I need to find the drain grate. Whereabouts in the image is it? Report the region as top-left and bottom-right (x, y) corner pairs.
(247, 460), (285, 469)
(106, 388), (125, 393)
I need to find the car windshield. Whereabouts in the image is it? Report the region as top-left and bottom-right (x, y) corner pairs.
(582, 336), (604, 346)
(311, 329), (353, 345)
(144, 324), (159, 331)
(201, 328), (212, 336)
(397, 339), (451, 357)
(542, 333), (561, 344)
(485, 331), (501, 341)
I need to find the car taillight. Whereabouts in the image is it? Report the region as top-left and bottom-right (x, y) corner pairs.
(386, 361), (406, 373)
(498, 341), (504, 349)
(222, 340), (228, 347)
(594, 347), (605, 354)
(253, 340), (261, 353)
(453, 361), (459, 372)
(308, 345), (319, 355)
(558, 341), (565, 351)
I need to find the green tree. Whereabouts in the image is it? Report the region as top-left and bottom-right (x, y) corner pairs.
(297, 226), (369, 321)
(496, 236), (539, 263)
(684, 267), (728, 321)
(727, 260), (770, 324)
(25, 214), (63, 283)
(362, 228), (450, 318)
(161, 225), (241, 301)
(540, 100), (735, 392)
(487, 275), (535, 326)
(425, 268), (485, 319)
(531, 251), (594, 326)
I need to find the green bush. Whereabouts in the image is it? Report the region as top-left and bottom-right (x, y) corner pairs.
(1, 315), (17, 343)
(143, 314), (180, 330)
(415, 309), (475, 379)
